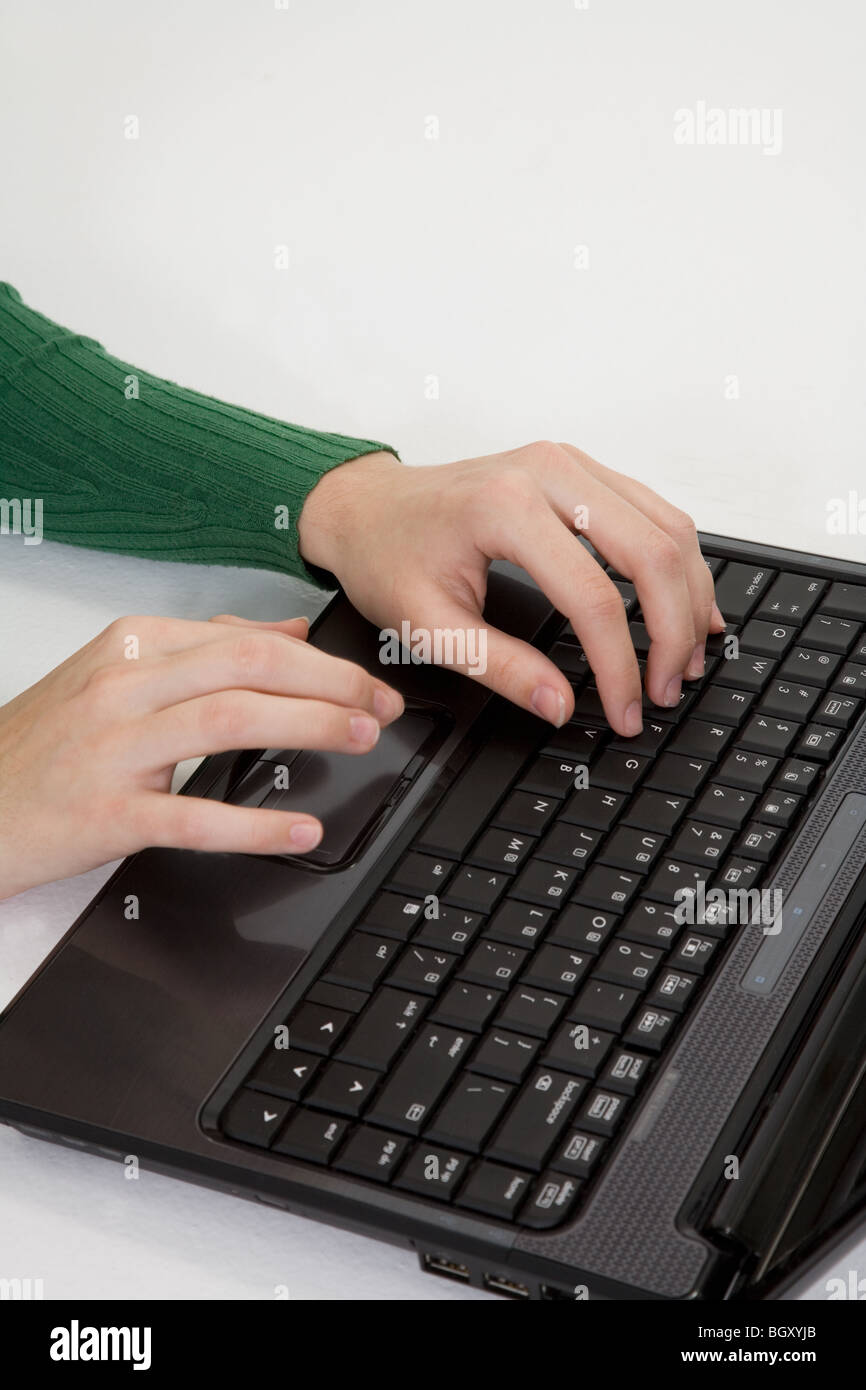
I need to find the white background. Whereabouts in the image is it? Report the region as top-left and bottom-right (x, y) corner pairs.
(1, 0), (864, 1300)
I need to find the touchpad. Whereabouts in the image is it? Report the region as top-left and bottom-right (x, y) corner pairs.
(225, 708), (445, 868)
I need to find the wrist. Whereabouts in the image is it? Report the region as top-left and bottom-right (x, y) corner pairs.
(298, 449), (399, 577)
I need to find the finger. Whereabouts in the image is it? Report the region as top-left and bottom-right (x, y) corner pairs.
(473, 479), (643, 734)
(112, 632), (404, 723)
(130, 692), (385, 769)
(560, 446), (722, 670)
(532, 450), (697, 709)
(210, 614), (310, 640)
(400, 584), (578, 728)
(138, 793), (324, 855)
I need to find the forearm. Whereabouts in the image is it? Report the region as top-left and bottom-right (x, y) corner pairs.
(0, 282), (396, 586)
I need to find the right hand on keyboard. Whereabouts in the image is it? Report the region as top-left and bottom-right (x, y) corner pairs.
(0, 613), (404, 901)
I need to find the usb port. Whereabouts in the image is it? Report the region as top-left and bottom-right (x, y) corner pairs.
(424, 1255), (470, 1284)
(483, 1273), (530, 1299)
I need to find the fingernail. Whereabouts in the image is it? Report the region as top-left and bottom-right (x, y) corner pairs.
(531, 684), (567, 727)
(710, 602), (726, 630)
(624, 700), (643, 736)
(289, 822), (322, 850)
(350, 714), (380, 746)
(685, 642), (705, 680)
(373, 688), (404, 723)
(664, 677), (682, 707)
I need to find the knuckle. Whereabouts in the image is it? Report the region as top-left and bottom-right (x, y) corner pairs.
(200, 691), (253, 743)
(232, 631), (282, 682)
(642, 528), (684, 575)
(339, 662), (372, 709)
(82, 663), (128, 713)
(579, 577), (625, 625)
(665, 507), (698, 540)
(523, 439), (562, 468)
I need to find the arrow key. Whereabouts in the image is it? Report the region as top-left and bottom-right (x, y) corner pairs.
(249, 1045), (322, 1100)
(306, 1061), (380, 1117)
(220, 1088), (292, 1148)
(285, 1002), (353, 1055)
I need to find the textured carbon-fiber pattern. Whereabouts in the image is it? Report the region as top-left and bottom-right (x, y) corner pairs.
(515, 712), (866, 1298)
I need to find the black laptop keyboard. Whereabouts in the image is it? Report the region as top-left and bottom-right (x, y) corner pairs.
(218, 558), (866, 1228)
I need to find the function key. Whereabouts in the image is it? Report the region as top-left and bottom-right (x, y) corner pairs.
(521, 1172), (583, 1228)
(576, 1088), (629, 1139)
(754, 790), (803, 829)
(814, 692), (863, 730)
(796, 724), (844, 763)
(550, 1128), (606, 1176)
(600, 1048), (650, 1096)
(820, 581), (866, 623)
(714, 562), (776, 623)
(755, 574), (825, 624)
(623, 1006), (677, 1054)
(773, 757), (821, 792)
(668, 933), (718, 976)
(734, 822), (783, 864)
(833, 664), (866, 697)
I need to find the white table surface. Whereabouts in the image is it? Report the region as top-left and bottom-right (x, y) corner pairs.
(1, 0), (864, 1300)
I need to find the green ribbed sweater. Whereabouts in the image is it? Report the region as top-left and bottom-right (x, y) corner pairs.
(0, 282), (396, 586)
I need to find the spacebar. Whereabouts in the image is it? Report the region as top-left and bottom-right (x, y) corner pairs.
(415, 711), (542, 859)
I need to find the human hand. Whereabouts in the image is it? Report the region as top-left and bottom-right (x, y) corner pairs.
(0, 614), (404, 901)
(298, 442), (724, 738)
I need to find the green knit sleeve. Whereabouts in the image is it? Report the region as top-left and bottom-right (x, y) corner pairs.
(0, 282), (397, 587)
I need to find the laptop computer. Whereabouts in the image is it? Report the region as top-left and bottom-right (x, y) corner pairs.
(2, 531), (866, 1301)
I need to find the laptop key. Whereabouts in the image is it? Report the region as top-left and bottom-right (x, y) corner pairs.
(772, 758), (821, 792)
(518, 755), (583, 799)
(484, 900), (551, 949)
(569, 979), (639, 1031)
(521, 945), (591, 995)
(368, 1025), (472, 1135)
(535, 822), (601, 871)
(833, 664), (866, 697)
(591, 748), (650, 793)
(739, 619), (797, 657)
(594, 940), (663, 990)
(820, 582), (866, 622)
(694, 684), (756, 726)
(667, 720), (735, 761)
(644, 753), (711, 798)
(429, 982), (499, 1033)
(455, 1162), (532, 1221)
(560, 785), (626, 831)
(467, 828), (535, 873)
(521, 1172), (583, 1229)
(759, 680), (820, 722)
(359, 892), (426, 941)
(547, 905), (618, 953)
(396, 1145), (471, 1200)
(221, 1089), (292, 1148)
(272, 1110), (349, 1164)
(669, 820), (734, 867)
(623, 1006), (677, 1053)
(576, 1088), (629, 1139)
(542, 1021), (615, 1077)
(600, 1049), (651, 1096)
(333, 1127), (409, 1182)
(609, 718), (670, 758)
(796, 723), (844, 763)
(387, 854), (456, 899)
(643, 858), (712, 906)
(468, 1029), (541, 1082)
(714, 652), (777, 693)
(717, 749), (779, 792)
(598, 826), (664, 872)
(459, 939), (527, 990)
(814, 692), (862, 730)
(306, 981), (368, 1014)
(647, 970), (699, 1014)
(306, 1061), (379, 1117)
(755, 573), (824, 624)
(414, 905), (483, 955)
(754, 790), (803, 829)
(388, 945), (456, 996)
(249, 1046), (322, 1100)
(618, 901), (680, 948)
(778, 647), (841, 689)
(737, 715), (800, 758)
(286, 1002), (354, 1055)
(623, 789), (688, 835)
(425, 1076), (514, 1153)
(713, 562), (775, 624)
(668, 933), (718, 975)
(493, 790), (558, 837)
(324, 934), (401, 992)
(444, 865), (508, 913)
(550, 1129), (606, 1178)
(691, 782), (756, 830)
(494, 988), (569, 1040)
(734, 823), (783, 864)
(487, 1068), (584, 1170)
(799, 614), (860, 654)
(338, 989), (427, 1071)
(510, 859), (578, 907)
